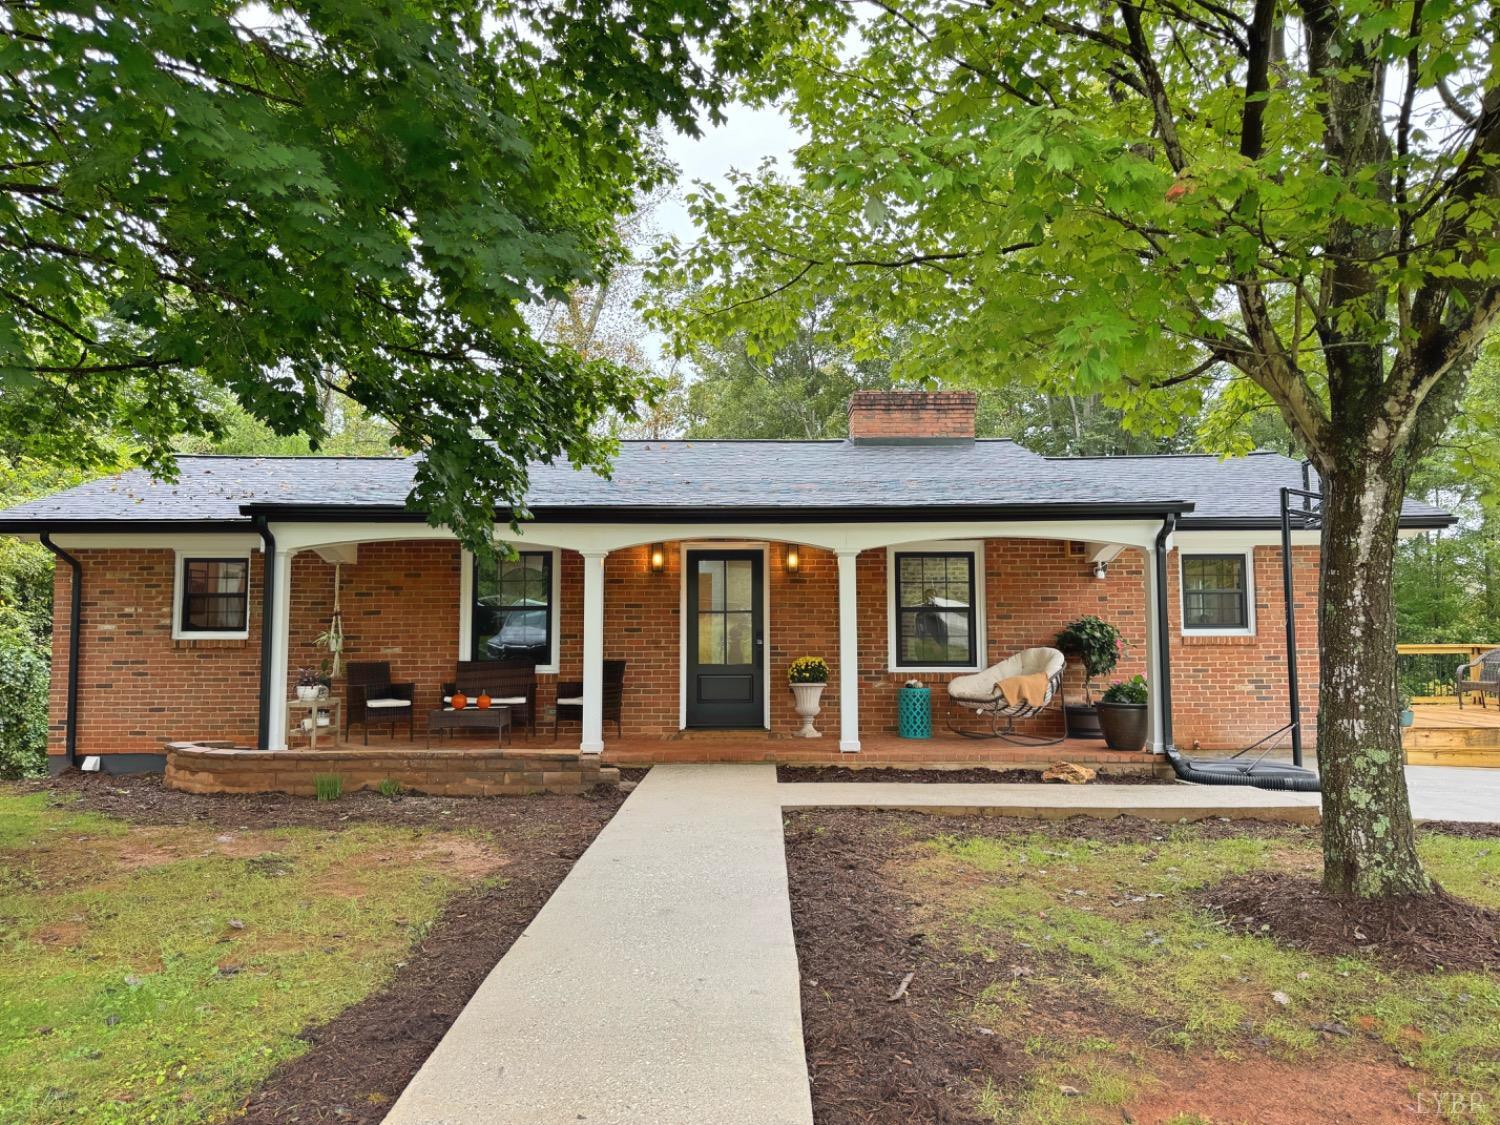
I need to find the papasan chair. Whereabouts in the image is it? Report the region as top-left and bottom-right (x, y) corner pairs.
(946, 646), (1066, 743)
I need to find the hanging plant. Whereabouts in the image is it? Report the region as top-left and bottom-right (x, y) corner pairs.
(315, 562), (345, 678)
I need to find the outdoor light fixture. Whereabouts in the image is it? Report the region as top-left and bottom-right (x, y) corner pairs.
(649, 543), (666, 574)
(1092, 560), (1109, 580)
(785, 544), (801, 573)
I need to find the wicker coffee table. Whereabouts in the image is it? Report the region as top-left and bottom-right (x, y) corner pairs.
(426, 705), (511, 748)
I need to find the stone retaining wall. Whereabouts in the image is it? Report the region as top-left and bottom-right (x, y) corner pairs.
(165, 742), (617, 797)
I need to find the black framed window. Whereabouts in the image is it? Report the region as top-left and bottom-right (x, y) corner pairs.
(473, 551), (552, 663)
(180, 558), (249, 633)
(894, 552), (976, 667)
(1181, 554), (1250, 630)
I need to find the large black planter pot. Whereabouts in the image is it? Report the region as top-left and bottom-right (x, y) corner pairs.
(1064, 703), (1104, 740)
(1096, 701), (1149, 752)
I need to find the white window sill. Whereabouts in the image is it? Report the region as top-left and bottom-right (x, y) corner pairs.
(173, 630), (250, 641)
(1181, 628), (1255, 638)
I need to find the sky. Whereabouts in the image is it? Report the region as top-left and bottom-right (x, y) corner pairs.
(656, 102), (801, 245)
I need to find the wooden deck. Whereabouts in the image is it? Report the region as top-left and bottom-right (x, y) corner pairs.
(1404, 703), (1500, 767)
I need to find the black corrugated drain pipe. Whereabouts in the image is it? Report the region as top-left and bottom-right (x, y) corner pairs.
(39, 532), (81, 771)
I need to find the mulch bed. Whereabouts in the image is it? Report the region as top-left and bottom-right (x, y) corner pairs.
(1419, 819), (1500, 840)
(785, 810), (1016, 1124)
(784, 810), (1289, 1124)
(776, 765), (1163, 784)
(25, 773), (626, 1124)
(1200, 872), (1500, 974)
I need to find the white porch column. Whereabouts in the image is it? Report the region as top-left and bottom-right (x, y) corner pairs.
(267, 548), (293, 752)
(580, 550), (608, 754)
(837, 550), (861, 753)
(1142, 546), (1167, 753)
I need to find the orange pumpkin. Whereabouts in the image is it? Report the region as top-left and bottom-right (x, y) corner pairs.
(477, 690), (491, 710)
(450, 691), (468, 711)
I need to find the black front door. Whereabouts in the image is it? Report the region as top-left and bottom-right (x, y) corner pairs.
(686, 550), (764, 728)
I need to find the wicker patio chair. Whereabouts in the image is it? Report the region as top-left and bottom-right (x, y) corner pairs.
(344, 661), (415, 744)
(1456, 647), (1500, 708)
(946, 646), (1066, 744)
(443, 658), (538, 735)
(553, 659), (627, 739)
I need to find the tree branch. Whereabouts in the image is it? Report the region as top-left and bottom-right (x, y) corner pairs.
(1117, 1), (1188, 172)
(1238, 0), (1276, 160)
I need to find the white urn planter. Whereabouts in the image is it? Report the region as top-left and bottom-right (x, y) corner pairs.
(790, 682), (826, 738)
(296, 685), (320, 703)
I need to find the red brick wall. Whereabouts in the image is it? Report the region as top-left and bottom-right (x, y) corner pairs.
(287, 541), (461, 720)
(1168, 545), (1320, 750)
(52, 536), (1322, 758)
(855, 540), (1151, 739)
(847, 390), (978, 442)
(50, 549), (263, 758)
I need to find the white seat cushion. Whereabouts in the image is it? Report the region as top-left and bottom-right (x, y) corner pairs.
(366, 698), (411, 709)
(555, 696), (584, 706)
(489, 696), (526, 705)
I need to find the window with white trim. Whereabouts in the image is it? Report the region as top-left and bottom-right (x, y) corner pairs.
(176, 556), (250, 637)
(891, 550), (978, 668)
(1180, 552), (1253, 633)
(472, 551), (554, 664)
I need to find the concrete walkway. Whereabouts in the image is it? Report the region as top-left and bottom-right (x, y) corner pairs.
(385, 764), (812, 1125)
(1405, 765), (1500, 823)
(778, 780), (1321, 822)
(387, 763), (1489, 1124)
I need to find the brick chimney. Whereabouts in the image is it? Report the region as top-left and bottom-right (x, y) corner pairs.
(846, 390), (977, 444)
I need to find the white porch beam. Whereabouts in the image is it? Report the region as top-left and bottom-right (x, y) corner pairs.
(1086, 542), (1125, 565)
(580, 550), (608, 755)
(1141, 547), (1167, 754)
(267, 548), (293, 751)
(837, 550), (861, 753)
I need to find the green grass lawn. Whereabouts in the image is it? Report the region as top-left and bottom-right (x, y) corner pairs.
(0, 788), (504, 1123)
(904, 826), (1500, 1124)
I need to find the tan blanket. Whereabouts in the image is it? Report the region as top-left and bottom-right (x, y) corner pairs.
(996, 672), (1050, 709)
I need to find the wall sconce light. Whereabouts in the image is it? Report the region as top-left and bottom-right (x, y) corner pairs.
(1092, 560), (1109, 580)
(649, 543), (666, 574)
(785, 544), (801, 573)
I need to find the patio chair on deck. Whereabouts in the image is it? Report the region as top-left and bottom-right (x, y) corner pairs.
(1457, 647), (1500, 708)
(946, 646), (1066, 744)
(552, 660), (627, 739)
(345, 661), (415, 744)
(444, 659), (538, 735)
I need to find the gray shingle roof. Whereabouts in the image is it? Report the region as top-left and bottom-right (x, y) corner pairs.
(0, 441), (1454, 528)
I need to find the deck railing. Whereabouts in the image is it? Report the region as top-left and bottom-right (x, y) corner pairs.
(1396, 643), (1500, 703)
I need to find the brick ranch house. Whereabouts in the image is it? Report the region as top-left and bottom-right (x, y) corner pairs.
(0, 391), (1453, 775)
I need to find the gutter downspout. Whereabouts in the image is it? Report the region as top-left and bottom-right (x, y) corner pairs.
(254, 516), (276, 751)
(1154, 513), (1176, 753)
(39, 533), (81, 770)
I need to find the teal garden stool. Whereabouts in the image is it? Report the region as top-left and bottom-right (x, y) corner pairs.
(897, 683), (932, 739)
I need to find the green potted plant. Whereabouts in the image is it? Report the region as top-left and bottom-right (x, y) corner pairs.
(788, 656), (829, 738)
(1055, 616), (1125, 739)
(1097, 675), (1149, 751)
(1399, 691), (1414, 728)
(295, 667), (321, 703)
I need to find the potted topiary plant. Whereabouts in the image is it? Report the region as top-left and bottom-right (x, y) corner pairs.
(788, 656), (830, 738)
(1097, 675), (1149, 751)
(1055, 616), (1126, 739)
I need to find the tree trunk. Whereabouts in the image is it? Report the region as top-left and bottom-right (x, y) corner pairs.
(1316, 458), (1433, 898)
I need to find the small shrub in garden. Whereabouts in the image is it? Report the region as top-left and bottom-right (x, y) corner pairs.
(0, 622), (49, 778)
(313, 774), (343, 801)
(377, 778), (402, 799)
